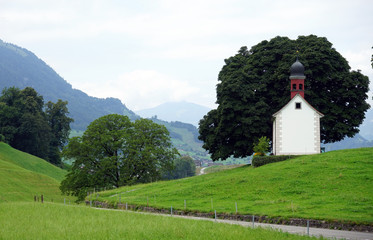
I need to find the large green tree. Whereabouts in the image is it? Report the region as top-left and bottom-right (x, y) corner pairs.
(60, 114), (178, 200)
(45, 100), (74, 164)
(0, 87), (73, 165)
(199, 35), (370, 161)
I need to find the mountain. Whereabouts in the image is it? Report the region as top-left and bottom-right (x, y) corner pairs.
(0, 39), (138, 130)
(136, 101), (212, 126)
(359, 108), (373, 141)
(322, 133), (373, 151)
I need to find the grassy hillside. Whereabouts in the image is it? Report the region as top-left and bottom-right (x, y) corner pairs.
(0, 202), (318, 240)
(97, 148), (373, 223)
(0, 142), (66, 181)
(0, 142), (75, 203)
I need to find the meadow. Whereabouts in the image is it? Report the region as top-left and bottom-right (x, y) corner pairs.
(97, 148), (373, 223)
(0, 142), (371, 239)
(0, 142), (75, 203)
(0, 202), (321, 240)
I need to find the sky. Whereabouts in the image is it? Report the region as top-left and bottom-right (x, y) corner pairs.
(0, 0), (372, 111)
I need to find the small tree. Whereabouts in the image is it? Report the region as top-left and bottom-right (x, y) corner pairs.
(253, 136), (270, 156)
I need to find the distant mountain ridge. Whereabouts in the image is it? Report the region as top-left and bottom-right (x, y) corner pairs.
(0, 39), (138, 130)
(136, 101), (212, 126)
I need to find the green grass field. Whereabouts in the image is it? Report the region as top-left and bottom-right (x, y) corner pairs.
(0, 202), (321, 240)
(0, 142), (75, 203)
(97, 148), (373, 223)
(204, 164), (245, 174)
(0, 142), (66, 181)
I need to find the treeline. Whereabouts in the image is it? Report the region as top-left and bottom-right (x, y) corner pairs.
(0, 87), (73, 166)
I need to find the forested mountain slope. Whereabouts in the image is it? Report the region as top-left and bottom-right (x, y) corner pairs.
(0, 39), (138, 130)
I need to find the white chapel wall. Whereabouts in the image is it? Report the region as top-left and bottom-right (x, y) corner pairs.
(279, 96), (318, 155)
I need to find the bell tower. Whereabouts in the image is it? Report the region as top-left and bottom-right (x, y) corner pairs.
(289, 58), (305, 99)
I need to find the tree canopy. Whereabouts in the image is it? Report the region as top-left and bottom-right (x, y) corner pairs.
(60, 114), (179, 200)
(163, 155), (196, 180)
(0, 87), (73, 165)
(199, 35), (370, 161)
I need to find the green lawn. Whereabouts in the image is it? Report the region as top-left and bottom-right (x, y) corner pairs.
(0, 202), (321, 240)
(204, 164), (245, 174)
(97, 148), (373, 223)
(0, 142), (66, 181)
(0, 142), (75, 203)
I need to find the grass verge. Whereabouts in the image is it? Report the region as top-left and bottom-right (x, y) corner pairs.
(0, 202), (321, 240)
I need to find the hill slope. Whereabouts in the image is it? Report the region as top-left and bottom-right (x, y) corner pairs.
(0, 39), (138, 130)
(0, 142), (74, 202)
(98, 148), (373, 223)
(0, 142), (66, 181)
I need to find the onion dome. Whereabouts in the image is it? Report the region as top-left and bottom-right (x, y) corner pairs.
(289, 59), (305, 79)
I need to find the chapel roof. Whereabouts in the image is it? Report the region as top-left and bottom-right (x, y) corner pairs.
(290, 59), (305, 79)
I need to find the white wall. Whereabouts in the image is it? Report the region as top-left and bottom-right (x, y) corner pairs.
(274, 95), (321, 155)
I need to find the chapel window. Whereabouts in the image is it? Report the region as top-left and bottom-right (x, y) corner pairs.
(295, 102), (301, 109)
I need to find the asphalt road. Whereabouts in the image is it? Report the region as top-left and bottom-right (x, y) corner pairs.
(172, 215), (373, 240)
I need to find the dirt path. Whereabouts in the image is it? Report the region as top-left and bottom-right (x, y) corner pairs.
(199, 167), (207, 175)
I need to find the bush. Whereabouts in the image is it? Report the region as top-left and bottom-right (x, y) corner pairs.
(0, 134), (5, 142)
(251, 155), (296, 167)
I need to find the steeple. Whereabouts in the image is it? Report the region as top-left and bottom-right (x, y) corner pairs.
(289, 58), (305, 99)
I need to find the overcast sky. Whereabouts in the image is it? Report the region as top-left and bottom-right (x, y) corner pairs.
(1, 0), (372, 111)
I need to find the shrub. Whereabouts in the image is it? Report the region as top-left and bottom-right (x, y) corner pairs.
(252, 155), (296, 167)
(253, 136), (270, 155)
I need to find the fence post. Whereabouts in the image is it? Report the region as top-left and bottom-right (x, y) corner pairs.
(119, 194), (121, 204)
(235, 202), (237, 214)
(126, 202), (128, 211)
(307, 220), (310, 236)
(252, 215), (255, 228)
(215, 210), (217, 221)
(184, 200), (186, 210)
(171, 206), (173, 216)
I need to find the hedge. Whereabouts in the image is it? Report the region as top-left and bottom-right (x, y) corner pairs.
(251, 155), (296, 167)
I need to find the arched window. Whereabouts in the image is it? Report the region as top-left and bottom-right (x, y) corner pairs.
(299, 84), (303, 90)
(292, 83), (297, 90)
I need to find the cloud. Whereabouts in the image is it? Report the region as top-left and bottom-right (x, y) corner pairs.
(76, 70), (200, 111)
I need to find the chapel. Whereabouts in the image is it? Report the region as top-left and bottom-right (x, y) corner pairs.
(272, 59), (324, 155)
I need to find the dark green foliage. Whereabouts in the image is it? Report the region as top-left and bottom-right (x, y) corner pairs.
(163, 155), (196, 180)
(60, 114), (179, 200)
(45, 100), (73, 164)
(199, 35), (370, 161)
(251, 155), (296, 167)
(0, 87), (73, 165)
